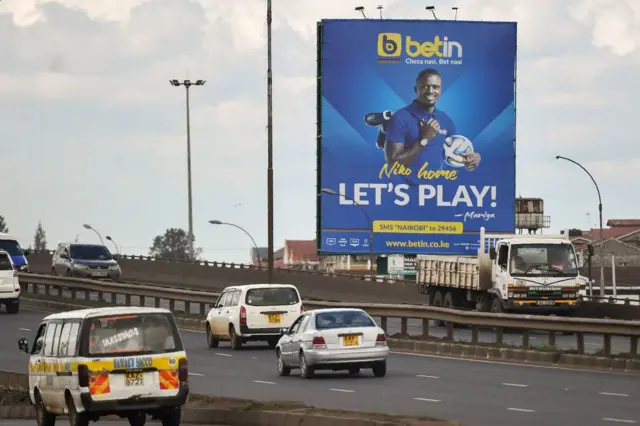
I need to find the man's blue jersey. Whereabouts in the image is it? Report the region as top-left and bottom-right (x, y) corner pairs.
(385, 100), (457, 175)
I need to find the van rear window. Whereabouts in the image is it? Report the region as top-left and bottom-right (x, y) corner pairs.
(0, 254), (12, 271)
(245, 287), (299, 306)
(86, 313), (182, 356)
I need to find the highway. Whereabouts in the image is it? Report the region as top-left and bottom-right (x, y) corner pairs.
(25, 288), (634, 355)
(1, 309), (638, 426)
(2, 422), (223, 425)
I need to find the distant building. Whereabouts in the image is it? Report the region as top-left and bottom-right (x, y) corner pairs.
(283, 239), (319, 270)
(570, 218), (640, 267)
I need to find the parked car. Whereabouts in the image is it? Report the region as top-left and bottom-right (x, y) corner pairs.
(52, 242), (121, 281)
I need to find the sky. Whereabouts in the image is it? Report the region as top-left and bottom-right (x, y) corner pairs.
(0, 0), (639, 264)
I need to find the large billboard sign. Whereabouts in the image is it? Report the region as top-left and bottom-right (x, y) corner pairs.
(317, 19), (517, 255)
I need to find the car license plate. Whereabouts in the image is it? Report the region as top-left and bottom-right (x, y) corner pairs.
(537, 300), (555, 306)
(124, 372), (144, 387)
(92, 271), (108, 277)
(342, 335), (359, 346)
(267, 314), (281, 324)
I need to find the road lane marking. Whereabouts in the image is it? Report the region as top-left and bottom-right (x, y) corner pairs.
(416, 375), (439, 379)
(502, 383), (528, 388)
(413, 398), (441, 402)
(214, 353), (232, 357)
(188, 373), (204, 377)
(600, 392), (629, 397)
(602, 419), (637, 424)
(253, 380), (275, 385)
(329, 388), (354, 393)
(252, 357), (258, 360)
(18, 328), (31, 332)
(507, 408), (535, 413)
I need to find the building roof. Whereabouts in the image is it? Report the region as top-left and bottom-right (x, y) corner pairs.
(285, 239), (318, 262)
(607, 219), (640, 227)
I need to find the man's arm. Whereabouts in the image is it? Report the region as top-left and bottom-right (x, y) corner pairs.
(384, 115), (440, 166)
(385, 140), (424, 166)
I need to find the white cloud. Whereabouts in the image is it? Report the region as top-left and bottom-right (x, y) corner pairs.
(0, 0), (638, 263)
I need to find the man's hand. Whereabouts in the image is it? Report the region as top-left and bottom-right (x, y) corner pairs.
(419, 118), (440, 142)
(461, 152), (481, 171)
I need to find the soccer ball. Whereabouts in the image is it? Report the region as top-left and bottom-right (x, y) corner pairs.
(443, 135), (474, 168)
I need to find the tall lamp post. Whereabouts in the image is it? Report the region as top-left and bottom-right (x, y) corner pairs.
(170, 78), (206, 260)
(555, 155), (605, 296)
(82, 224), (104, 246)
(320, 188), (375, 275)
(105, 236), (120, 255)
(266, 0), (275, 284)
(208, 220), (262, 267)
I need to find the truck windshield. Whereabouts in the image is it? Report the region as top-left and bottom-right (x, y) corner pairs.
(509, 243), (578, 277)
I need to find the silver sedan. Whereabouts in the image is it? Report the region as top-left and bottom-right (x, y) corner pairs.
(275, 308), (389, 379)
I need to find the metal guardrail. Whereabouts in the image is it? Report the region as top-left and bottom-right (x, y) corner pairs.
(17, 273), (640, 358)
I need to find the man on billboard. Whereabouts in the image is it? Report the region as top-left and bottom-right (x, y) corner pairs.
(365, 68), (481, 172)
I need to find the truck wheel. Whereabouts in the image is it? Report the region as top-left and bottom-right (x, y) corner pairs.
(6, 300), (19, 314)
(443, 292), (460, 328)
(491, 297), (504, 314)
(432, 291), (445, 327)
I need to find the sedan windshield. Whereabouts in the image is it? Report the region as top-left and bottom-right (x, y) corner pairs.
(315, 310), (375, 330)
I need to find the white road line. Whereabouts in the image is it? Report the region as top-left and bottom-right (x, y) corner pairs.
(416, 375), (439, 379)
(600, 392), (629, 397)
(188, 373), (204, 377)
(253, 380), (275, 385)
(502, 383), (528, 388)
(18, 328), (31, 332)
(251, 357), (258, 360)
(329, 388), (354, 393)
(602, 418), (637, 424)
(413, 398), (441, 402)
(214, 353), (232, 357)
(507, 408), (535, 413)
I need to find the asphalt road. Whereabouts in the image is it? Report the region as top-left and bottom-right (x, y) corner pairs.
(2, 309), (638, 426)
(23, 287), (634, 355)
(2, 422), (223, 425)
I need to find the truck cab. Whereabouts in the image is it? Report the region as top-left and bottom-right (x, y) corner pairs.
(488, 236), (582, 313)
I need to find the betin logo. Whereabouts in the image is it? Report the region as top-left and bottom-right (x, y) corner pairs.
(377, 33), (402, 57)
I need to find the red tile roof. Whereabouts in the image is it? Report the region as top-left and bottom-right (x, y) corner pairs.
(607, 219), (640, 227)
(285, 240), (318, 263)
(582, 227), (638, 241)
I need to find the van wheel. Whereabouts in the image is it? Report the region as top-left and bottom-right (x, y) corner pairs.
(6, 301), (19, 314)
(267, 338), (278, 349)
(160, 406), (181, 426)
(372, 360), (387, 377)
(66, 394), (88, 426)
(128, 412), (146, 426)
(34, 391), (56, 426)
(229, 326), (242, 350)
(66, 269), (72, 277)
(206, 324), (218, 348)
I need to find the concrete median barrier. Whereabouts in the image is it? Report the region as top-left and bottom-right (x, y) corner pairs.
(0, 371), (460, 425)
(19, 297), (640, 373)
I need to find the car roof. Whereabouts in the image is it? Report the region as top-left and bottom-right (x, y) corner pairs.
(307, 308), (367, 315)
(0, 233), (17, 241)
(223, 283), (300, 291)
(42, 306), (171, 321)
(0, 250), (13, 260)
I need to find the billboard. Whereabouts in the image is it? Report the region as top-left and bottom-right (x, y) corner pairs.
(317, 19), (517, 255)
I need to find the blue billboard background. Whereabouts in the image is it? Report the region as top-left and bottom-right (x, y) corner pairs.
(317, 19), (517, 255)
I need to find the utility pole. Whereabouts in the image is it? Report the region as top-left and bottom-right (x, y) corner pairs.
(170, 79), (206, 260)
(266, 0), (275, 283)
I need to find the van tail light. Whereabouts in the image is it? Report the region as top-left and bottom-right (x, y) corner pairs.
(178, 358), (188, 382)
(239, 306), (247, 325)
(376, 333), (387, 346)
(78, 365), (90, 387)
(300, 305), (305, 313)
(312, 336), (327, 349)
(12, 265), (17, 277)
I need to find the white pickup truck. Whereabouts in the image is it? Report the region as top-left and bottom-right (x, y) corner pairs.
(417, 227), (585, 315)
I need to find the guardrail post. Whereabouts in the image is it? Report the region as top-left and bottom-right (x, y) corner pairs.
(125, 294), (131, 305)
(380, 317), (388, 334)
(185, 301), (191, 315)
(32, 283), (38, 294)
(471, 326), (479, 345)
(446, 322), (454, 341)
(70, 288), (76, 300)
(400, 318), (408, 335)
(154, 298), (160, 308)
(169, 299), (175, 312)
(140, 296), (146, 307)
(603, 334), (611, 357)
(199, 303), (204, 316)
(630, 336), (638, 357)
(548, 331), (556, 347)
(522, 330), (530, 349)
(110, 293), (116, 304)
(45, 284), (51, 296)
(422, 319), (429, 338)
(97, 291), (104, 302)
(495, 327), (504, 345)
(576, 333), (585, 354)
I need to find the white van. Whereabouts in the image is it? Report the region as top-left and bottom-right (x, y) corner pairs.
(0, 249), (21, 314)
(205, 283), (303, 350)
(18, 306), (189, 426)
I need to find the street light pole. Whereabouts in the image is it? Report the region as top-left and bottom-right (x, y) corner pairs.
(266, 0), (274, 284)
(105, 236), (120, 254)
(82, 224), (105, 246)
(170, 79), (206, 260)
(209, 220), (262, 267)
(320, 188), (375, 275)
(555, 155), (605, 296)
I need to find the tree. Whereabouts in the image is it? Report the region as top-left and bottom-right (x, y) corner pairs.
(34, 221), (47, 251)
(0, 215), (8, 233)
(149, 228), (202, 260)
